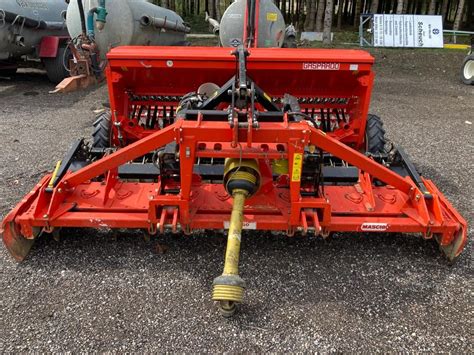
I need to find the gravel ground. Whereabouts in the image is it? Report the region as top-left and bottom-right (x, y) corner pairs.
(0, 49), (473, 352)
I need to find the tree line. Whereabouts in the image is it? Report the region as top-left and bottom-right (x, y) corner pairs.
(151, 0), (473, 33)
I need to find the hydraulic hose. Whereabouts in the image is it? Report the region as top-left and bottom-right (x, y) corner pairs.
(86, 0), (107, 38)
(2, 11), (65, 30)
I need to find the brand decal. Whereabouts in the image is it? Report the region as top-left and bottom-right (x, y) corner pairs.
(224, 221), (257, 230)
(361, 223), (388, 231)
(303, 62), (340, 70)
(230, 38), (242, 47)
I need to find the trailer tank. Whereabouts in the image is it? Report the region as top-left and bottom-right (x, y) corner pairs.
(66, 0), (189, 58)
(0, 0), (69, 79)
(219, 0), (286, 47)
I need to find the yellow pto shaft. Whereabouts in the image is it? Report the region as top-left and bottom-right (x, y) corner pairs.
(222, 189), (247, 275)
(212, 189), (248, 309)
(213, 158), (260, 317)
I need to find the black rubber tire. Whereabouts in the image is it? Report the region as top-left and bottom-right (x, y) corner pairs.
(92, 110), (112, 148)
(461, 54), (474, 85)
(43, 46), (70, 84)
(366, 114), (386, 154)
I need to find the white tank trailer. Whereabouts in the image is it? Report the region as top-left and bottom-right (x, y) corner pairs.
(66, 0), (190, 59)
(206, 0), (296, 48)
(0, 0), (69, 81)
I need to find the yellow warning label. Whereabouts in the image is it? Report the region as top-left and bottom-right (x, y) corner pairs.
(266, 12), (278, 22)
(291, 153), (303, 182)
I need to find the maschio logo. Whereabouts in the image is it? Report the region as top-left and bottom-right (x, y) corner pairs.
(432, 28), (440, 35)
(361, 223), (388, 231)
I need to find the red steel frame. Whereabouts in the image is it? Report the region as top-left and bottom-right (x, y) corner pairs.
(1, 46), (467, 261)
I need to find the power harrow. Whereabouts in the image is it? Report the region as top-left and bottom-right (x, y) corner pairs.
(1, 2), (467, 317)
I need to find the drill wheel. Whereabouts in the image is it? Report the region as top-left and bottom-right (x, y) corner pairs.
(365, 114), (386, 154)
(92, 110), (112, 148)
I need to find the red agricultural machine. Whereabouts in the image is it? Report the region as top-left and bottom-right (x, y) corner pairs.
(1, 0), (467, 316)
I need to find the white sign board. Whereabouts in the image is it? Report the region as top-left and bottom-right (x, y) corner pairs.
(373, 15), (443, 48)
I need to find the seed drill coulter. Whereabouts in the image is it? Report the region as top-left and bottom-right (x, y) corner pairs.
(2, 0), (467, 316)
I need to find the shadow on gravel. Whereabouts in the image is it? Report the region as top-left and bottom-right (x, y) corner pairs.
(0, 71), (100, 102)
(16, 228), (468, 320)
(0, 71), (52, 96)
